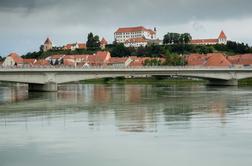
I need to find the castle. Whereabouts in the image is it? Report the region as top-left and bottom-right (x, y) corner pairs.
(190, 31), (227, 45)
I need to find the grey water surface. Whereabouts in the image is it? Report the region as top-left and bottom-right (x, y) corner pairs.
(0, 83), (252, 166)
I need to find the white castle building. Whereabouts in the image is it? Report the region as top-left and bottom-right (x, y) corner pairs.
(114, 26), (157, 47)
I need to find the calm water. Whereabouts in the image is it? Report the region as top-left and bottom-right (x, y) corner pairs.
(0, 83), (252, 166)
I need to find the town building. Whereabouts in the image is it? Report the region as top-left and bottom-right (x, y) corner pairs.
(41, 37), (53, 52)
(124, 37), (148, 47)
(108, 57), (133, 67)
(191, 31), (227, 45)
(46, 55), (65, 65)
(64, 43), (86, 51)
(227, 54), (252, 66)
(186, 53), (231, 67)
(33, 59), (50, 66)
(2, 53), (37, 67)
(114, 26), (157, 45)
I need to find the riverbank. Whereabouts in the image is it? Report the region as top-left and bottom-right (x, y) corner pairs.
(239, 78), (252, 86)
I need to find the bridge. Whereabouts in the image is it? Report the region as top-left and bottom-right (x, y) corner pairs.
(0, 66), (252, 91)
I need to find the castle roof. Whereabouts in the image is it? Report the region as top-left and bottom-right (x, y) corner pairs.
(115, 26), (156, 34)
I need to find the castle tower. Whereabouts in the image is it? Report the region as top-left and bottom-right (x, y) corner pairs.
(218, 31), (227, 45)
(42, 37), (53, 52)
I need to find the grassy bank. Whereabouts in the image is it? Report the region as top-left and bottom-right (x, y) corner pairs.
(239, 78), (252, 86)
(80, 77), (206, 85)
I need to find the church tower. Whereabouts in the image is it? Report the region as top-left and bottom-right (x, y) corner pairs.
(218, 31), (227, 45)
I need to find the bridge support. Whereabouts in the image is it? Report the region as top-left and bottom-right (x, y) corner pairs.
(207, 79), (238, 86)
(28, 82), (58, 92)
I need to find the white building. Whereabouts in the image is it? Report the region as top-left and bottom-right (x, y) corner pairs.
(114, 26), (157, 44)
(124, 37), (148, 48)
(191, 31), (228, 45)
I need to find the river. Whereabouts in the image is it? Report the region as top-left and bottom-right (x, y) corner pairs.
(0, 83), (252, 166)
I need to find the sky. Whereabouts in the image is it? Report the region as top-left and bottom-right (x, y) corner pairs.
(0, 0), (252, 56)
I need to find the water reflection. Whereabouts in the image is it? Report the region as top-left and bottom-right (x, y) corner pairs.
(0, 83), (252, 133)
(1, 83), (252, 166)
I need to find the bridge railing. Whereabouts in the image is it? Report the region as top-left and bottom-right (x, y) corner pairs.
(0, 65), (251, 70)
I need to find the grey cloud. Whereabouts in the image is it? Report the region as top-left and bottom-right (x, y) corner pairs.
(0, 0), (252, 56)
(0, 0), (252, 24)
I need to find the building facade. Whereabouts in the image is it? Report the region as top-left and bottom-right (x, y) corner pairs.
(191, 31), (227, 45)
(114, 26), (157, 44)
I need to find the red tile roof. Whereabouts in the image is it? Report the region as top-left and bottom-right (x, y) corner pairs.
(191, 39), (218, 44)
(108, 57), (129, 64)
(44, 37), (52, 44)
(87, 51), (111, 65)
(187, 53), (231, 67)
(205, 53), (231, 67)
(33, 60), (50, 66)
(227, 55), (240, 64)
(8, 53), (23, 63)
(63, 59), (75, 66)
(237, 54), (252, 65)
(115, 26), (156, 34)
(186, 54), (206, 66)
(125, 37), (148, 43)
(23, 59), (36, 64)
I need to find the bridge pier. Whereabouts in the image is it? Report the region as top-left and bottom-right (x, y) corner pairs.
(207, 79), (238, 86)
(28, 82), (58, 92)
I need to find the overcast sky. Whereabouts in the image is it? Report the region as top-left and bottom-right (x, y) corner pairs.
(0, 0), (252, 56)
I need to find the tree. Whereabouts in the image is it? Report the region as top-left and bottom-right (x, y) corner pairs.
(110, 43), (131, 57)
(180, 33), (192, 44)
(86, 32), (100, 50)
(163, 32), (192, 45)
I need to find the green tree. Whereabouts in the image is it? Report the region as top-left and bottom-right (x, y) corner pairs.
(86, 32), (100, 50)
(110, 43), (131, 57)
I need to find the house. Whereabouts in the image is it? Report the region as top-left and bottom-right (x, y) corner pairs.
(46, 54), (65, 65)
(33, 59), (50, 66)
(108, 57), (133, 67)
(186, 53), (231, 67)
(227, 54), (252, 66)
(128, 57), (165, 67)
(2, 53), (23, 66)
(205, 53), (231, 67)
(191, 31), (227, 45)
(124, 37), (148, 48)
(23, 59), (37, 66)
(87, 51), (111, 66)
(100, 37), (108, 49)
(64, 43), (86, 51)
(186, 54), (206, 66)
(41, 37), (53, 52)
(114, 26), (157, 44)
(2, 53), (37, 67)
(63, 55), (90, 67)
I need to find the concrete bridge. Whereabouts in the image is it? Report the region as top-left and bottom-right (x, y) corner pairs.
(0, 66), (252, 91)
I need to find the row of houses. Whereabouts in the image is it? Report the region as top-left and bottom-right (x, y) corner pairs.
(42, 37), (108, 52)
(0, 51), (165, 68)
(186, 53), (252, 67)
(2, 51), (252, 68)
